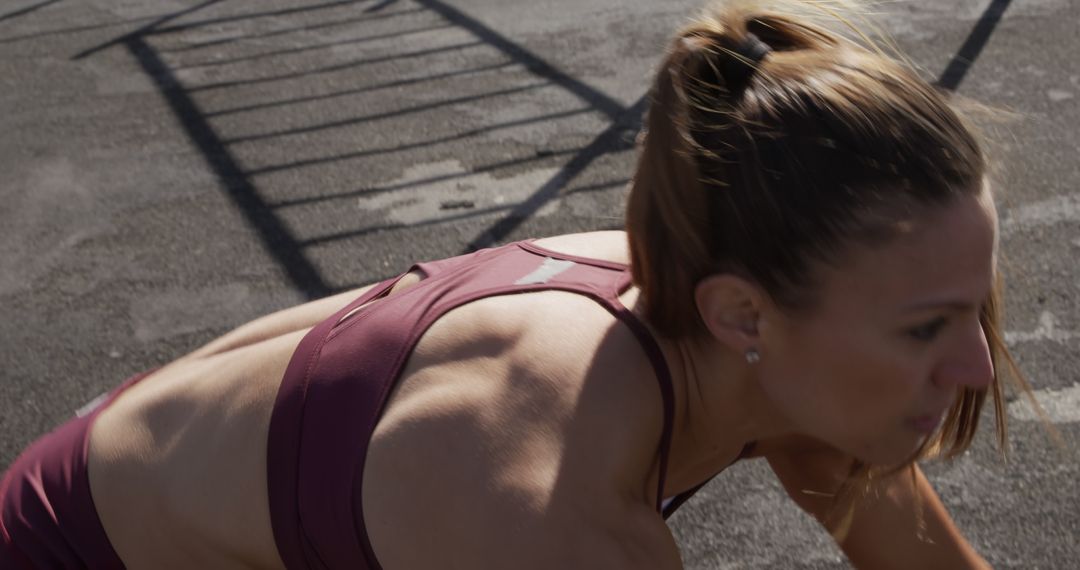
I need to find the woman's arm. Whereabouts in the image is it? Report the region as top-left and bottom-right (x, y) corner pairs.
(762, 435), (991, 569)
(837, 464), (990, 570)
(181, 271), (423, 361)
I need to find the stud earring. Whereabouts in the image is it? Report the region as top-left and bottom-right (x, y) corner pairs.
(744, 348), (761, 364)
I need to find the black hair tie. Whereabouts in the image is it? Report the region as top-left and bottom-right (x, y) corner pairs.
(723, 32), (772, 88)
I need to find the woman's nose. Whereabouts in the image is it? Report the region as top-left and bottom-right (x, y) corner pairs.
(932, 319), (995, 390)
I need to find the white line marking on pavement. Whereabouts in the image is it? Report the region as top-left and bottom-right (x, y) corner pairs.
(1001, 193), (1080, 235)
(1009, 382), (1080, 424)
(1047, 89), (1075, 103)
(1005, 311), (1079, 345)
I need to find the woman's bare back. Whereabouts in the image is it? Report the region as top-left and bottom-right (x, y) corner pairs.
(84, 231), (674, 569)
(88, 327), (304, 568)
(88, 260), (429, 568)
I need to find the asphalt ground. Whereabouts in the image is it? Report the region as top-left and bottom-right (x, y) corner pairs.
(1, 0), (1077, 567)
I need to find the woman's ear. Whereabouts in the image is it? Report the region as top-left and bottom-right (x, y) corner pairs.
(695, 274), (766, 352)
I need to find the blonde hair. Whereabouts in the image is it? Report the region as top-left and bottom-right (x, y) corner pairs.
(625, 0), (1041, 539)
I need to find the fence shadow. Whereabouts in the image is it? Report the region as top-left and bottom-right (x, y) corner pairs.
(73, 0), (640, 296)
(936, 0), (1012, 91)
(0, 0), (63, 25)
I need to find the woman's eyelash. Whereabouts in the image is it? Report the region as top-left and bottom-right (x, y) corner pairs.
(908, 317), (947, 341)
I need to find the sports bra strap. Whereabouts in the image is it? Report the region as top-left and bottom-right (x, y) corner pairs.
(604, 289), (676, 514)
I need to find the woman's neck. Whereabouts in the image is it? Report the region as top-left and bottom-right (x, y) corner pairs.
(618, 284), (791, 497)
(655, 334), (793, 496)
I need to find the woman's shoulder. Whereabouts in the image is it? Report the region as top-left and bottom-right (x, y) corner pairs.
(363, 278), (669, 561)
(392, 278), (660, 425)
(531, 230), (631, 266)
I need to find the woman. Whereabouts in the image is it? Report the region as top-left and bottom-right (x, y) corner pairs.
(1, 1), (1024, 568)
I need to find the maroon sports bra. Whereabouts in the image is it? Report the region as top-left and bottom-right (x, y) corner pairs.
(266, 240), (752, 570)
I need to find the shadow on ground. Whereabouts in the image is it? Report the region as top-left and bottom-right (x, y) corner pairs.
(66, 0), (640, 297)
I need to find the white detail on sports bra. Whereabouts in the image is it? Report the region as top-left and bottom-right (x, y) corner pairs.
(75, 392), (109, 418)
(514, 257), (576, 285)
